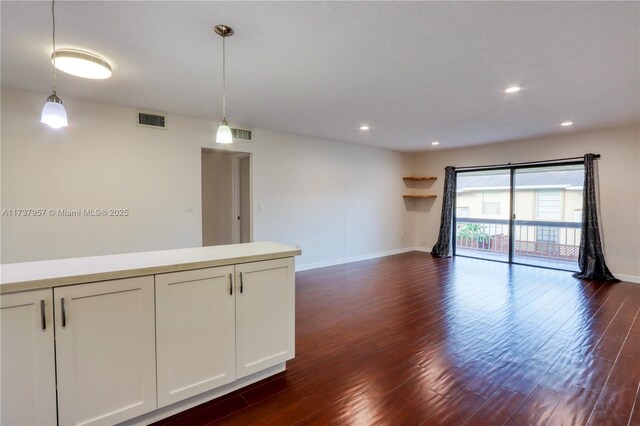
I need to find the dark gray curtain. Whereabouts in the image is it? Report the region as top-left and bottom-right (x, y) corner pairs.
(573, 153), (618, 281)
(431, 166), (456, 258)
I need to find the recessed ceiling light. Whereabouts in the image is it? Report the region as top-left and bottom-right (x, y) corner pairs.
(359, 125), (370, 131)
(52, 49), (112, 79)
(561, 121), (574, 127)
(432, 141), (440, 146)
(504, 86), (522, 93)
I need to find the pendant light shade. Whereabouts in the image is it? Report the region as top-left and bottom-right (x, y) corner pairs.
(216, 119), (233, 144)
(214, 25), (234, 143)
(41, 93), (68, 129)
(42, 0), (68, 129)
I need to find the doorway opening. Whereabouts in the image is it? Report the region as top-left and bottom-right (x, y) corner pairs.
(454, 162), (584, 271)
(201, 148), (252, 246)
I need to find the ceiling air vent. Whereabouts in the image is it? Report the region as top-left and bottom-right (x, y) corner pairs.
(137, 111), (167, 129)
(231, 127), (252, 141)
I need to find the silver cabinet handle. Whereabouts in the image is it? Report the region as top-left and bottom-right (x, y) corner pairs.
(239, 272), (244, 294)
(40, 300), (46, 330)
(228, 273), (233, 296)
(61, 298), (67, 328)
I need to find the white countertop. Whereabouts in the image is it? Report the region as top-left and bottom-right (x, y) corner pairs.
(0, 242), (301, 294)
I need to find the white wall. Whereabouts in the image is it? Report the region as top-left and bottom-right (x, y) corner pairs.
(4, 87), (636, 280)
(1, 88), (414, 268)
(412, 125), (640, 282)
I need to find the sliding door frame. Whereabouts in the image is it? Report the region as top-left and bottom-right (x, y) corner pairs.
(452, 160), (584, 272)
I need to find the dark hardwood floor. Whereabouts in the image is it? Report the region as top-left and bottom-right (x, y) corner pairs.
(153, 251), (640, 425)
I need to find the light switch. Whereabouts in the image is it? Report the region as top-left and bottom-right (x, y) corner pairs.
(257, 202), (264, 211)
(185, 202), (193, 213)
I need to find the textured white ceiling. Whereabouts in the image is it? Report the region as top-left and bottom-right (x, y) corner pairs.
(2, 1), (638, 151)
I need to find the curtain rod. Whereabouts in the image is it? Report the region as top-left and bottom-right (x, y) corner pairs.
(454, 154), (600, 171)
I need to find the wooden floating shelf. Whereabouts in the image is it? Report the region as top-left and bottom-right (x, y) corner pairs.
(403, 176), (437, 181)
(403, 195), (437, 199)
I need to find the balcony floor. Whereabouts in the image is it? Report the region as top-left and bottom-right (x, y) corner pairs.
(456, 247), (578, 271)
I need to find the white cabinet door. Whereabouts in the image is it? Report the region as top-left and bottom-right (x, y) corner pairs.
(235, 258), (295, 378)
(155, 266), (236, 407)
(54, 276), (157, 426)
(1, 289), (57, 426)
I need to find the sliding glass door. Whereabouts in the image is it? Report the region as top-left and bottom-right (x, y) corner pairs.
(454, 163), (584, 271)
(455, 169), (511, 262)
(513, 165), (583, 270)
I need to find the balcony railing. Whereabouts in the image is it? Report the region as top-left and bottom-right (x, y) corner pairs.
(455, 218), (581, 265)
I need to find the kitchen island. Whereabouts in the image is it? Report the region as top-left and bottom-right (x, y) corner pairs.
(1, 242), (301, 426)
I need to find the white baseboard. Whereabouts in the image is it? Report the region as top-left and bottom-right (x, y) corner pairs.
(295, 248), (640, 284)
(295, 247), (421, 272)
(413, 246), (431, 253)
(614, 274), (640, 284)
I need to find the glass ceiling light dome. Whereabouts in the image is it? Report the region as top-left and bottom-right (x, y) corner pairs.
(52, 49), (112, 79)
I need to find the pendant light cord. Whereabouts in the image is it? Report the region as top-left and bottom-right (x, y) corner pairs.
(51, 0), (57, 94)
(222, 30), (226, 120)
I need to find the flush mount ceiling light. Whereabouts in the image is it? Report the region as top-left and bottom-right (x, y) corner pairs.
(561, 121), (574, 127)
(359, 125), (370, 131)
(52, 49), (112, 79)
(504, 86), (522, 93)
(41, 0), (67, 129)
(214, 25), (234, 144)
(431, 141), (440, 146)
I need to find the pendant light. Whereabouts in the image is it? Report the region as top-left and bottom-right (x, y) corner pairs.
(215, 25), (234, 144)
(41, 0), (68, 129)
